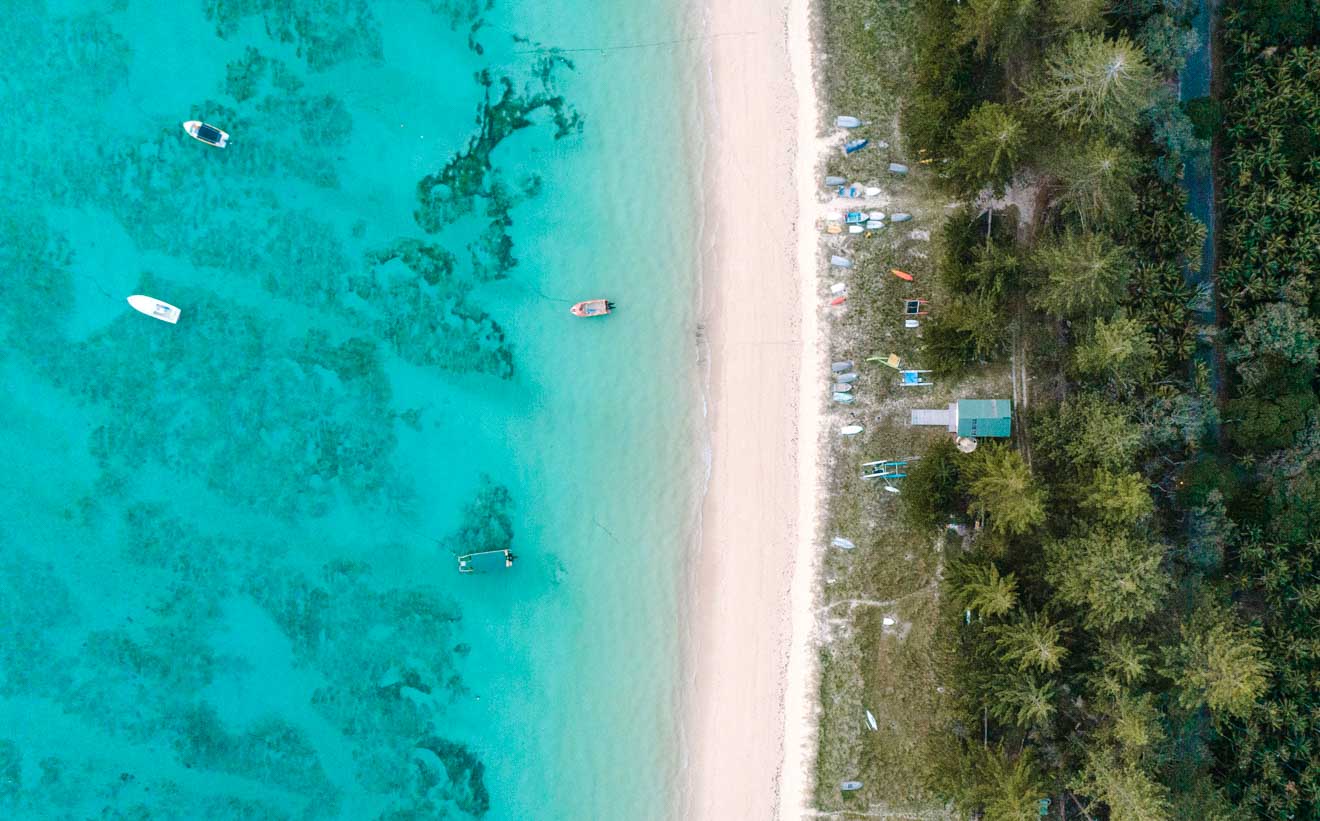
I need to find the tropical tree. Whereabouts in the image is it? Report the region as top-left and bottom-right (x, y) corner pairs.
(1035, 393), (1143, 472)
(1092, 636), (1152, 697)
(1233, 301), (1319, 368)
(955, 0), (1037, 60)
(1051, 139), (1139, 227)
(1137, 13), (1201, 74)
(1075, 749), (1173, 821)
(923, 291), (1009, 374)
(1079, 469), (1153, 526)
(1029, 33), (1158, 134)
(952, 560), (1019, 618)
(989, 672), (1058, 729)
(1072, 313), (1156, 388)
(991, 611), (1068, 672)
(1100, 693), (1165, 762)
(1164, 598), (1269, 719)
(949, 103), (1026, 196)
(1046, 532), (1169, 629)
(969, 445), (1047, 535)
(1031, 231), (1133, 318)
(975, 745), (1051, 821)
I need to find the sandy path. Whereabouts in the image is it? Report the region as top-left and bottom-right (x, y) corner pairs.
(683, 0), (822, 816)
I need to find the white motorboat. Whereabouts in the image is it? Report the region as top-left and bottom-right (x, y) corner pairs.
(182, 120), (229, 148)
(127, 295), (181, 324)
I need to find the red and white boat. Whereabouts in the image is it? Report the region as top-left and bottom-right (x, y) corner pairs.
(570, 298), (613, 317)
(182, 120), (229, 148)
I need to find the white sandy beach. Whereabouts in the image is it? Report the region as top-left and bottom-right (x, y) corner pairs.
(684, 0), (822, 816)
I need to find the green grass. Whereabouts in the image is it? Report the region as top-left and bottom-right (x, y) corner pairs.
(807, 0), (1013, 815)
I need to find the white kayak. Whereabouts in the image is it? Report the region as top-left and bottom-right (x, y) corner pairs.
(831, 536), (856, 550)
(866, 710), (878, 731)
(835, 116), (864, 128)
(865, 186), (882, 196)
(840, 425), (864, 435)
(127, 295), (181, 324)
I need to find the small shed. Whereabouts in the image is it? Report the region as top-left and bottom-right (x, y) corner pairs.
(910, 399), (1012, 438)
(956, 399), (1012, 438)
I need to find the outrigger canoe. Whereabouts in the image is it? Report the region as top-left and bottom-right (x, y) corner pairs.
(571, 298), (613, 317)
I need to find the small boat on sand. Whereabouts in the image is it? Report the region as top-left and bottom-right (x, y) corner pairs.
(824, 175), (846, 186)
(127, 295), (181, 324)
(865, 220), (884, 230)
(868, 211), (886, 221)
(890, 212), (912, 222)
(845, 212), (866, 224)
(888, 162), (909, 174)
(833, 392), (855, 404)
(865, 186), (882, 196)
(840, 425), (864, 436)
(829, 295), (847, 306)
(890, 268), (914, 281)
(830, 255), (853, 268)
(182, 120), (228, 148)
(837, 372), (858, 383)
(848, 225), (864, 234)
(841, 781), (863, 792)
(825, 224), (843, 234)
(866, 710), (878, 731)
(843, 139), (868, 155)
(835, 116), (865, 128)
(570, 298), (613, 317)
(833, 382), (853, 392)
(831, 536), (856, 549)
(831, 360), (854, 372)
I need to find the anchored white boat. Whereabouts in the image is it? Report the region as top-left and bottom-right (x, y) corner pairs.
(127, 295), (181, 324)
(182, 120), (229, 148)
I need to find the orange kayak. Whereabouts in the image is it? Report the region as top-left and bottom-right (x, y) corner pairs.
(890, 269), (913, 281)
(830, 295), (847, 306)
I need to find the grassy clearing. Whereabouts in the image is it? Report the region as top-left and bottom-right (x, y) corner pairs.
(807, 0), (1013, 815)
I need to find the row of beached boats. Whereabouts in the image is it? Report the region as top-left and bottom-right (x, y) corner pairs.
(826, 123), (913, 793)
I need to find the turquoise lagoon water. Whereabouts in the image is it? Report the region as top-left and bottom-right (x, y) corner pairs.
(0, 1), (707, 818)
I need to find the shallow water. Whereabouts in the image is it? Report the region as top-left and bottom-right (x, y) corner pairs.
(0, 1), (704, 818)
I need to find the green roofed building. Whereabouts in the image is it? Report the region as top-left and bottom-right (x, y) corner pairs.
(910, 398), (1013, 438)
(956, 399), (1012, 437)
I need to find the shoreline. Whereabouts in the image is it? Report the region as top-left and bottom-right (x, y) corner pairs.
(779, 0), (823, 813)
(682, 0), (822, 816)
